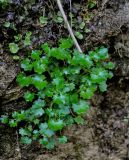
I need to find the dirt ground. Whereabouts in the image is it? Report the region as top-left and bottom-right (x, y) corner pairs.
(1, 0), (129, 159)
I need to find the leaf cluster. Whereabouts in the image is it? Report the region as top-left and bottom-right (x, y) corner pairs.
(9, 31), (32, 55)
(0, 38), (114, 149)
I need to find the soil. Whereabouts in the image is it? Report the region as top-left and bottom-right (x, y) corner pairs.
(1, 0), (129, 159)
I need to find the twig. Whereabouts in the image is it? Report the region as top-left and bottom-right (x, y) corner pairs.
(56, 0), (83, 53)
(15, 130), (22, 160)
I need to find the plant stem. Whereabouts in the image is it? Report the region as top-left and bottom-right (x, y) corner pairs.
(56, 0), (83, 53)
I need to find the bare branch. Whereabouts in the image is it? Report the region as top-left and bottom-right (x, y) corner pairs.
(56, 0), (83, 53)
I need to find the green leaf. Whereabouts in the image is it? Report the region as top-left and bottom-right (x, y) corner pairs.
(33, 119), (40, 124)
(98, 47), (109, 59)
(69, 66), (81, 74)
(54, 16), (63, 23)
(1, 115), (9, 124)
(59, 38), (74, 49)
(41, 43), (50, 54)
(46, 138), (56, 149)
(64, 115), (74, 125)
(9, 43), (19, 54)
(24, 91), (35, 102)
(32, 75), (47, 90)
(21, 136), (32, 145)
(39, 123), (48, 130)
(90, 67), (108, 83)
(48, 119), (64, 131)
(50, 48), (68, 60)
(108, 71), (113, 79)
(21, 58), (32, 71)
(84, 55), (93, 68)
(71, 52), (93, 68)
(45, 108), (55, 117)
(12, 111), (26, 121)
(31, 50), (41, 60)
(32, 99), (45, 109)
(80, 89), (94, 99)
(16, 74), (32, 87)
(99, 81), (107, 92)
(74, 116), (84, 124)
(81, 76), (92, 86)
(24, 31), (32, 46)
(19, 128), (30, 136)
(79, 22), (85, 29)
(88, 0), (97, 9)
(39, 16), (48, 25)
(4, 21), (10, 28)
(39, 137), (48, 145)
(103, 62), (115, 69)
(57, 106), (70, 116)
(70, 94), (78, 103)
(63, 68), (70, 75)
(31, 108), (44, 117)
(45, 89), (53, 97)
(51, 68), (63, 77)
(43, 129), (55, 137)
(72, 100), (90, 115)
(63, 83), (75, 93)
(53, 94), (69, 105)
(33, 130), (39, 140)
(59, 136), (67, 144)
(13, 55), (20, 60)
(75, 31), (83, 40)
(14, 34), (22, 42)
(89, 51), (100, 62)
(28, 125), (33, 132)
(90, 47), (109, 61)
(37, 91), (45, 99)
(0, 0), (7, 3)
(33, 60), (46, 74)
(39, 123), (54, 137)
(52, 77), (64, 89)
(80, 85), (97, 99)
(9, 119), (17, 127)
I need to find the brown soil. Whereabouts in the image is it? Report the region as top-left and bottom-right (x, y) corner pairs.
(1, 0), (129, 160)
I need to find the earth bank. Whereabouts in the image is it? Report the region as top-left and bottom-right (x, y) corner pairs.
(1, 0), (129, 159)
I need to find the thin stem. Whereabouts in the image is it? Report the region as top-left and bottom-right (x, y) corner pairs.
(69, 0), (72, 27)
(56, 0), (83, 53)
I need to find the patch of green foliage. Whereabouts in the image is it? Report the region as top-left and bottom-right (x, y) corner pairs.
(24, 31), (32, 46)
(9, 31), (32, 57)
(88, 0), (97, 9)
(9, 43), (19, 54)
(0, 0), (10, 8)
(0, 38), (115, 149)
(39, 16), (48, 26)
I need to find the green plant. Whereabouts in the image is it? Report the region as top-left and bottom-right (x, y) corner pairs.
(39, 16), (48, 26)
(88, 0), (97, 9)
(54, 11), (64, 23)
(9, 43), (19, 54)
(1, 38), (114, 149)
(14, 34), (22, 42)
(24, 31), (32, 46)
(75, 31), (83, 40)
(0, 0), (11, 8)
(9, 32), (31, 55)
(3, 21), (10, 28)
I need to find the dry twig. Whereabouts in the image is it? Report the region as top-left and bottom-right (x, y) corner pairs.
(56, 0), (83, 53)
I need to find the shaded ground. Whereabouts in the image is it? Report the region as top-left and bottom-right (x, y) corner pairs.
(1, 0), (129, 159)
